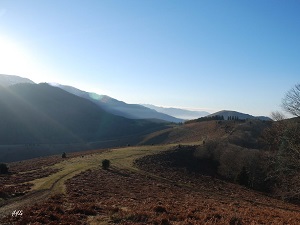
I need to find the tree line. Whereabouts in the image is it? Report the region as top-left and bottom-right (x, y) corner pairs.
(186, 115), (245, 124)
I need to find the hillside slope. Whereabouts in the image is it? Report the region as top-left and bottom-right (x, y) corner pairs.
(0, 83), (167, 161)
(140, 119), (270, 147)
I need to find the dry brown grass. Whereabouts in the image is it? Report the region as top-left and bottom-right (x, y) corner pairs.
(2, 147), (300, 224)
(1, 130), (300, 225)
(140, 120), (238, 145)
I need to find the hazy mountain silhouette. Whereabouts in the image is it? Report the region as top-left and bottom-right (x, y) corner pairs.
(207, 110), (272, 121)
(54, 84), (183, 123)
(0, 83), (167, 145)
(142, 104), (209, 120)
(0, 74), (35, 87)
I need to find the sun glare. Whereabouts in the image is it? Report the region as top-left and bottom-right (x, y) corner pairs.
(0, 36), (36, 78)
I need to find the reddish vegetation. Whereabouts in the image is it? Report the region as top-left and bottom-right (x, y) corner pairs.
(0, 150), (108, 202)
(2, 149), (300, 224)
(2, 194), (83, 225)
(0, 154), (64, 200)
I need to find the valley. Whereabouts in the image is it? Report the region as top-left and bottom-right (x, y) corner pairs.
(0, 74), (299, 224)
(1, 1), (299, 223)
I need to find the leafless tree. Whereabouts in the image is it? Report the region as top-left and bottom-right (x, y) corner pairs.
(262, 84), (300, 201)
(270, 111), (286, 121)
(282, 83), (300, 117)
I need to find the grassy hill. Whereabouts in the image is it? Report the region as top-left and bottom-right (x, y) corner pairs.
(140, 119), (270, 146)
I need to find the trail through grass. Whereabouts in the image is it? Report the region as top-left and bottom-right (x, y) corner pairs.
(30, 144), (176, 195)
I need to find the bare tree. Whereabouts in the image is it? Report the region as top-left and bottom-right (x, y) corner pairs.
(282, 83), (300, 117)
(262, 84), (300, 202)
(270, 111), (286, 121)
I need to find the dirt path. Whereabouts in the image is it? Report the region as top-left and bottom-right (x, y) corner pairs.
(0, 164), (87, 218)
(0, 145), (172, 220)
(0, 152), (104, 218)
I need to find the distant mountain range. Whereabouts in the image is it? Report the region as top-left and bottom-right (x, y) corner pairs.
(53, 84), (184, 123)
(0, 83), (167, 144)
(0, 74), (273, 162)
(142, 104), (209, 120)
(0, 81), (169, 162)
(207, 110), (272, 121)
(0, 74), (186, 123)
(0, 75), (272, 124)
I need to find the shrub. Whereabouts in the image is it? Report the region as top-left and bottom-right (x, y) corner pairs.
(153, 205), (167, 213)
(0, 163), (9, 174)
(195, 141), (270, 191)
(102, 159), (110, 170)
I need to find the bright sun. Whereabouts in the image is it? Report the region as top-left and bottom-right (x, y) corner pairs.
(0, 36), (36, 78)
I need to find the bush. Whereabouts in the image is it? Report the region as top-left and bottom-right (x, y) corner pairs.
(102, 159), (110, 170)
(195, 141), (270, 191)
(153, 206), (167, 213)
(0, 163), (9, 174)
(62, 152), (66, 158)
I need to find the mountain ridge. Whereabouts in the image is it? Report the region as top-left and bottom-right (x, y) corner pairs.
(53, 84), (184, 123)
(142, 104), (209, 120)
(207, 110), (272, 121)
(0, 74), (35, 87)
(0, 83), (167, 162)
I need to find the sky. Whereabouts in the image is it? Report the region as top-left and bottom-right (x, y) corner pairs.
(0, 1), (299, 117)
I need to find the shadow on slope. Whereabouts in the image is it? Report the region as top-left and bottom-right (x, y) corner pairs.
(0, 83), (167, 162)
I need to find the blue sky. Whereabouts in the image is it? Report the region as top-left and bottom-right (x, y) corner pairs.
(0, 1), (299, 116)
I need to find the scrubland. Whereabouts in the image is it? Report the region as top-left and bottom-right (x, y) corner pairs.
(1, 119), (300, 224)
